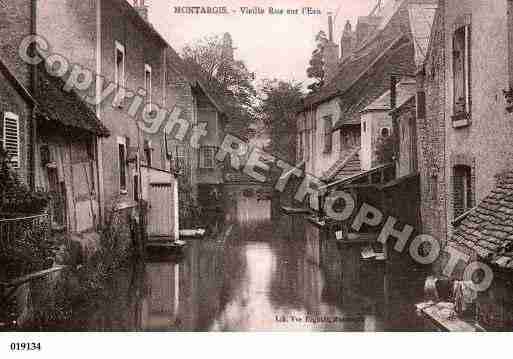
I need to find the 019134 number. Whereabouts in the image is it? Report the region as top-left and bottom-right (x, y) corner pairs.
(10, 342), (41, 351)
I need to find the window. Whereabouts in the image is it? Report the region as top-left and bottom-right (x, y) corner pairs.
(173, 144), (186, 169)
(2, 112), (20, 169)
(144, 139), (152, 167)
(453, 165), (473, 218)
(297, 132), (304, 161)
(323, 115), (332, 153)
(380, 127), (390, 138)
(430, 175), (438, 201)
(117, 137), (127, 193)
(363, 121), (366, 133)
(115, 42), (125, 91)
(452, 25), (471, 117)
(144, 64), (152, 105)
(133, 174), (139, 201)
(199, 146), (216, 169)
(417, 91), (426, 119)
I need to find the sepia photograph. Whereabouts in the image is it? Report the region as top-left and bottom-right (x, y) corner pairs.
(1, 0), (512, 350)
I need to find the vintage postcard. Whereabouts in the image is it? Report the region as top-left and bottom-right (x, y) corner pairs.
(0, 0), (511, 344)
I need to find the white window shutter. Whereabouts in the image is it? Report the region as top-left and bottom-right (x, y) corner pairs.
(3, 112), (20, 169)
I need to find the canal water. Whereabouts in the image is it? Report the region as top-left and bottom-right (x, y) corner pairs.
(78, 189), (427, 331)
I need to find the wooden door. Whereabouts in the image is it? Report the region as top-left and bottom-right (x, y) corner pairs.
(148, 183), (175, 239)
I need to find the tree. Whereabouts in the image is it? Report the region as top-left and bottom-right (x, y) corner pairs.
(306, 31), (328, 93)
(182, 33), (257, 134)
(256, 79), (303, 162)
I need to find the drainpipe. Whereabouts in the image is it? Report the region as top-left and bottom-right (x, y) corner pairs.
(390, 75), (399, 175)
(95, 0), (105, 227)
(29, 0), (38, 191)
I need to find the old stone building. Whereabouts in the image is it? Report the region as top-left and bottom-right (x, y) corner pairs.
(296, 0), (436, 193)
(414, 0), (513, 330)
(34, 0), (228, 238)
(0, 0), (109, 235)
(419, 0), (513, 249)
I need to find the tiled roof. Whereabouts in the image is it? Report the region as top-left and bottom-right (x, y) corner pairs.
(322, 148), (361, 182)
(36, 64), (109, 137)
(302, 1), (413, 109)
(0, 57), (35, 105)
(449, 172), (513, 269)
(362, 78), (417, 113)
(334, 38), (415, 130)
(302, 0), (436, 132)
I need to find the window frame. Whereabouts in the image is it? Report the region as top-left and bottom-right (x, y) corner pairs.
(451, 22), (472, 125)
(323, 115), (333, 154)
(117, 136), (128, 194)
(115, 41), (126, 91)
(144, 139), (153, 168)
(453, 165), (473, 218)
(144, 63), (152, 106)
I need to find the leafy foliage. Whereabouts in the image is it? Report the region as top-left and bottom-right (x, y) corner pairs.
(182, 33), (257, 135)
(0, 147), (49, 214)
(0, 220), (55, 281)
(306, 31), (328, 93)
(255, 79), (303, 162)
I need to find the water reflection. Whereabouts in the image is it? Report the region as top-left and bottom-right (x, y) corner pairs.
(79, 189), (425, 331)
(139, 193), (390, 331)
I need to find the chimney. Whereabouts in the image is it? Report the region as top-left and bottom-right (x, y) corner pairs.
(340, 20), (354, 60)
(134, 0), (149, 21)
(323, 13), (339, 83)
(221, 33), (234, 62)
(328, 12), (334, 42)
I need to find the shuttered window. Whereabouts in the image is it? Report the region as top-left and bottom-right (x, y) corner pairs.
(3, 112), (20, 169)
(453, 25), (471, 115)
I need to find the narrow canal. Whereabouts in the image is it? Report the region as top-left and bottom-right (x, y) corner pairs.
(78, 189), (427, 331)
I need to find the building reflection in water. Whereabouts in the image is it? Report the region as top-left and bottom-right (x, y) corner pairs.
(95, 190), (425, 332)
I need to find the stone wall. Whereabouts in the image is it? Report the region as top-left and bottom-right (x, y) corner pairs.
(418, 1), (447, 247)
